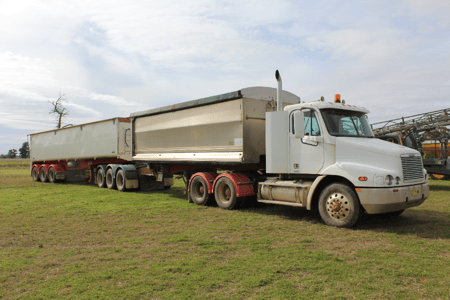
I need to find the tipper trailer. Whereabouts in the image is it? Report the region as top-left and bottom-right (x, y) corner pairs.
(30, 71), (430, 228)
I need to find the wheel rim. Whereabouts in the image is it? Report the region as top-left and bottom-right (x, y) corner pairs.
(117, 172), (124, 188)
(48, 169), (55, 181)
(326, 192), (350, 221)
(218, 183), (231, 203)
(97, 171), (103, 186)
(106, 171), (113, 186)
(39, 168), (46, 181)
(193, 181), (206, 199)
(32, 168), (38, 180)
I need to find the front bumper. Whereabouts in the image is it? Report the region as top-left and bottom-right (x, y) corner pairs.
(357, 182), (429, 214)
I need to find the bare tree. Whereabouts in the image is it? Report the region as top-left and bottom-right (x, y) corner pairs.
(48, 92), (69, 129)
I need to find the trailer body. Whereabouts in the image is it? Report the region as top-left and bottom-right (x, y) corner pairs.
(30, 118), (132, 162)
(131, 87), (299, 164)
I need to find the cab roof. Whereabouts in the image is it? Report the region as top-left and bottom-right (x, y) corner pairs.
(286, 100), (370, 114)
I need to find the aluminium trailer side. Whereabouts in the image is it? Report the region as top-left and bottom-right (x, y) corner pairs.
(130, 87), (300, 164)
(29, 118), (133, 163)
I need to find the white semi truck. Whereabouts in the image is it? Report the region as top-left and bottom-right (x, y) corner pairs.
(29, 71), (429, 228)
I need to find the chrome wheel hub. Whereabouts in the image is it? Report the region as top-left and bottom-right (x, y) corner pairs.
(326, 193), (350, 221)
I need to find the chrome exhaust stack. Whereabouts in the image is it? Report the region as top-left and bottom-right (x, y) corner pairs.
(275, 70), (282, 111)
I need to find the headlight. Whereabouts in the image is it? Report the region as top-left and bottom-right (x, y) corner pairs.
(395, 177), (401, 185)
(385, 175), (394, 185)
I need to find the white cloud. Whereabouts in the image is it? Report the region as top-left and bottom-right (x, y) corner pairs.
(85, 92), (141, 108)
(402, 0), (450, 28)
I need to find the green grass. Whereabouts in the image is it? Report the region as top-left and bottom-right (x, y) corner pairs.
(1, 162), (450, 299)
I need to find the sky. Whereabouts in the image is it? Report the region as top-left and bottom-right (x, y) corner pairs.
(0, 0), (449, 155)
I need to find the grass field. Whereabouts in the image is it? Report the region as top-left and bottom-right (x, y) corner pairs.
(1, 160), (449, 299)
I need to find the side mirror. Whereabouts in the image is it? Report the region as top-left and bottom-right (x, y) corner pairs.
(294, 111), (305, 138)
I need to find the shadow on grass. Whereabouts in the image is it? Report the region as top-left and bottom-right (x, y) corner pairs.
(237, 198), (450, 240)
(242, 201), (321, 223)
(356, 209), (450, 239)
(429, 184), (450, 192)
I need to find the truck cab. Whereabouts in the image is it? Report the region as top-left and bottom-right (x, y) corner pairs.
(262, 95), (429, 227)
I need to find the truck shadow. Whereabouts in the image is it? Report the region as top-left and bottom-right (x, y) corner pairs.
(429, 184), (450, 192)
(358, 209), (450, 240)
(242, 203), (450, 240)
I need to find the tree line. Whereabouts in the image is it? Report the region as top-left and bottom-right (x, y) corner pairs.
(0, 142), (30, 159)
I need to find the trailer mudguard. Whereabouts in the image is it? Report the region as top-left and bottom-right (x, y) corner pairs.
(213, 173), (255, 197)
(189, 172), (218, 194)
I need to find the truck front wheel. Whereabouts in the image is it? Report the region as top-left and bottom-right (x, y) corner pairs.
(189, 176), (210, 206)
(318, 183), (362, 228)
(214, 177), (240, 210)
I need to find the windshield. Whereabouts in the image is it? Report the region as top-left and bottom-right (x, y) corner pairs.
(320, 109), (374, 137)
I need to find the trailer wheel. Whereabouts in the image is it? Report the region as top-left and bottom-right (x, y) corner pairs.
(39, 167), (48, 182)
(106, 168), (116, 189)
(116, 169), (126, 192)
(48, 167), (57, 183)
(96, 169), (106, 188)
(32, 167), (40, 181)
(189, 176), (210, 206)
(214, 177), (240, 210)
(318, 183), (362, 228)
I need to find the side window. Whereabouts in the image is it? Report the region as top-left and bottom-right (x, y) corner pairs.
(304, 110), (321, 136)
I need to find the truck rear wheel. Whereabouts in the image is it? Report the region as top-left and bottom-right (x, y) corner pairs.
(318, 183), (362, 228)
(39, 167), (48, 182)
(32, 167), (40, 181)
(189, 176), (210, 206)
(116, 169), (126, 192)
(97, 169), (106, 188)
(106, 168), (116, 189)
(214, 177), (240, 210)
(48, 167), (57, 183)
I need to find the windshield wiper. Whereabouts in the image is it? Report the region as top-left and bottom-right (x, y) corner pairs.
(349, 116), (360, 136)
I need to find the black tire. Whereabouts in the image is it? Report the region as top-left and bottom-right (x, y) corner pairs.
(318, 183), (362, 228)
(189, 176), (210, 206)
(39, 167), (48, 182)
(48, 167), (57, 183)
(97, 169), (106, 188)
(32, 167), (40, 182)
(116, 169), (126, 192)
(214, 177), (240, 210)
(106, 168), (116, 189)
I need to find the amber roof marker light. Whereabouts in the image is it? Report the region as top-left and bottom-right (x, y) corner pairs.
(334, 94), (341, 103)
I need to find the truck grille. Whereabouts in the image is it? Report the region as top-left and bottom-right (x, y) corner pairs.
(401, 155), (424, 182)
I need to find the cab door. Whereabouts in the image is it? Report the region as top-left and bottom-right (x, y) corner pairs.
(289, 109), (324, 174)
